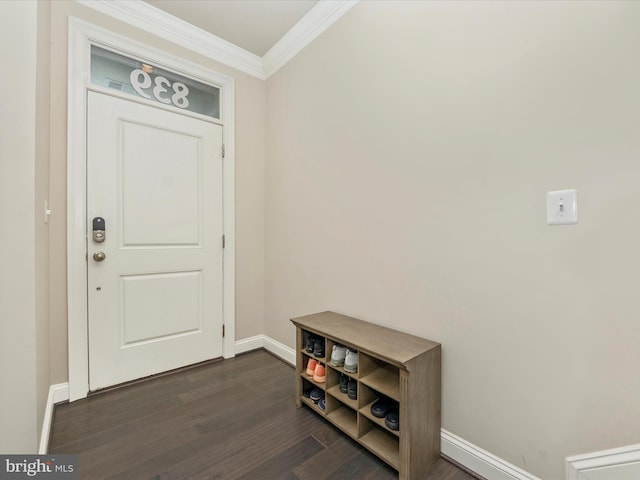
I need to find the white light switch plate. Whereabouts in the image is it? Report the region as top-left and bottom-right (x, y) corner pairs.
(547, 189), (577, 225)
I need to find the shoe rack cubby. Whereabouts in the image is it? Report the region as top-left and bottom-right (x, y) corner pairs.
(292, 311), (441, 480)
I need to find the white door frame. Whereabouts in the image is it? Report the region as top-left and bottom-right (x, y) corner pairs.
(67, 18), (236, 402)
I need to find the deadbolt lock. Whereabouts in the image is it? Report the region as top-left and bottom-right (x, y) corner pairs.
(93, 217), (106, 243)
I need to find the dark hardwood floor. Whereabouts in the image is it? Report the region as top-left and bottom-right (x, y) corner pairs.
(50, 349), (477, 480)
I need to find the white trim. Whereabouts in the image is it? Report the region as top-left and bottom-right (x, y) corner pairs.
(566, 444), (640, 480)
(52, 383), (70, 404)
(67, 19), (90, 402)
(221, 81), (236, 361)
(67, 18), (236, 401)
(263, 0), (360, 78)
(234, 335), (265, 355)
(39, 383), (70, 454)
(262, 336), (296, 366)
(76, 0), (264, 80)
(75, 0), (359, 80)
(234, 335), (296, 366)
(441, 429), (541, 480)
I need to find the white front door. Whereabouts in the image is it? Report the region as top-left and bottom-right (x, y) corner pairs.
(87, 91), (224, 390)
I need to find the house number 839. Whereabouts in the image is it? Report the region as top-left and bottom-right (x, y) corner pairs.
(130, 69), (190, 109)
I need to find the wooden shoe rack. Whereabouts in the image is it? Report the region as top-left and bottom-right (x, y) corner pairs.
(291, 311), (441, 480)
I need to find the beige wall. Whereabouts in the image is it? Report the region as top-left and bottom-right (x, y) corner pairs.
(0, 0), (46, 452)
(265, 1), (640, 478)
(47, 2), (266, 383)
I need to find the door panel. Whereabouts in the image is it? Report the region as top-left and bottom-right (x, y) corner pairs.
(87, 91), (223, 390)
(120, 271), (202, 346)
(120, 121), (201, 246)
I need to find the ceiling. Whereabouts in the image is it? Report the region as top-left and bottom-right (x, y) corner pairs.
(143, 0), (319, 57)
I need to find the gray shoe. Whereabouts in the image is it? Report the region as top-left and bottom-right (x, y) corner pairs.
(330, 344), (347, 367)
(344, 349), (358, 373)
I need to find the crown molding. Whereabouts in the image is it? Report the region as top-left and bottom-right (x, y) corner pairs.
(76, 0), (358, 81)
(262, 0), (359, 78)
(76, 0), (265, 80)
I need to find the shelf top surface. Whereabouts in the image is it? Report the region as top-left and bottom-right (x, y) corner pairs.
(291, 311), (440, 368)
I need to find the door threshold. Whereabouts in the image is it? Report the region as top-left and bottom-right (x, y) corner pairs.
(88, 356), (224, 396)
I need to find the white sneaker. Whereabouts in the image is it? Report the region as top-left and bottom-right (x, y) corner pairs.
(330, 344), (347, 367)
(344, 349), (358, 373)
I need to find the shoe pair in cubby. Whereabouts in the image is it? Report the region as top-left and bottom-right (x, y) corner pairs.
(371, 397), (399, 431)
(303, 386), (326, 411)
(304, 332), (325, 358)
(339, 373), (357, 400)
(330, 344), (358, 373)
(305, 357), (326, 383)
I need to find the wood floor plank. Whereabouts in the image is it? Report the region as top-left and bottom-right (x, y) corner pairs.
(308, 421), (345, 448)
(293, 436), (362, 480)
(50, 349), (478, 480)
(235, 435), (324, 480)
(322, 449), (389, 480)
(184, 406), (328, 479)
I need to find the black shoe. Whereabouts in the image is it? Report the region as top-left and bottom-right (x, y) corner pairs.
(313, 336), (325, 358)
(385, 407), (399, 431)
(347, 378), (357, 400)
(305, 333), (315, 353)
(339, 373), (348, 394)
(371, 397), (392, 418)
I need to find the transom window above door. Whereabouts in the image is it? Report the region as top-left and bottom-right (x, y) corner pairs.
(90, 45), (221, 119)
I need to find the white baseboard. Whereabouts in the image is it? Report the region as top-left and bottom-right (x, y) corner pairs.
(234, 335), (265, 355)
(234, 334), (296, 366)
(262, 336), (296, 366)
(39, 383), (69, 454)
(566, 444), (640, 480)
(442, 430), (541, 480)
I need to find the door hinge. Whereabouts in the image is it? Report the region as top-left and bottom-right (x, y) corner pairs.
(221, 143), (225, 159)
(222, 324), (225, 337)
(222, 234), (225, 249)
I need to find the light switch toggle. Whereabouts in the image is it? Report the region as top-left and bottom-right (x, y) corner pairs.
(547, 189), (577, 225)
